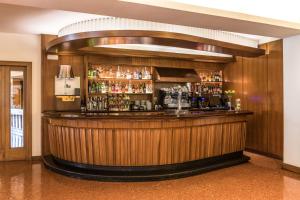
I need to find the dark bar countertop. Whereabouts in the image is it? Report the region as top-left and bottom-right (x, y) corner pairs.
(43, 110), (253, 120)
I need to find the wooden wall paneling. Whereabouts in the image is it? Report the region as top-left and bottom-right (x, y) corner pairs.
(243, 56), (269, 153)
(266, 40), (284, 158)
(71, 55), (85, 99)
(41, 35), (58, 112)
(87, 55), (223, 72)
(223, 56), (244, 103)
(42, 47), (85, 112)
(223, 39), (283, 158)
(42, 59), (58, 111)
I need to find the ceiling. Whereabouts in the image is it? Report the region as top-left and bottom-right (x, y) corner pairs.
(0, 0), (299, 38)
(124, 0), (300, 24)
(0, 4), (104, 35)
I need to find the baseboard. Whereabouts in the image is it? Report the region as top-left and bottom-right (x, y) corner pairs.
(31, 156), (42, 161)
(43, 152), (250, 182)
(283, 163), (300, 174)
(245, 148), (282, 160)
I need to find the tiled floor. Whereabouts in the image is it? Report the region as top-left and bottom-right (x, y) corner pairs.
(1, 152), (300, 200)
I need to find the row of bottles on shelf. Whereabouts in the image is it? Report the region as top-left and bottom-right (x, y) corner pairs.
(88, 66), (152, 80)
(88, 81), (153, 94)
(86, 95), (141, 112)
(200, 84), (222, 95)
(86, 96), (108, 111)
(199, 71), (223, 82)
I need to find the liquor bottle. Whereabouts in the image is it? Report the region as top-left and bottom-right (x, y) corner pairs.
(88, 69), (91, 79)
(87, 97), (92, 111)
(88, 81), (92, 94)
(133, 70), (139, 80)
(126, 69), (132, 79)
(143, 67), (149, 79)
(128, 83), (133, 93)
(101, 82), (106, 93)
(116, 66), (121, 78)
(138, 70), (142, 79)
(124, 83), (128, 93)
(93, 69), (97, 78)
(81, 98), (86, 112)
(103, 96), (107, 110)
(111, 82), (115, 93)
(90, 81), (93, 94)
(95, 82), (99, 93)
(108, 82), (112, 93)
(86, 97), (90, 111)
(97, 97), (101, 111)
(142, 83), (146, 93)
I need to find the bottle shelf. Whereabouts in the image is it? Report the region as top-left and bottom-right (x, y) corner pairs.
(88, 93), (153, 96)
(201, 81), (223, 84)
(88, 77), (152, 82)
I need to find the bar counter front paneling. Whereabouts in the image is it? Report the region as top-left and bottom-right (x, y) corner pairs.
(43, 111), (252, 181)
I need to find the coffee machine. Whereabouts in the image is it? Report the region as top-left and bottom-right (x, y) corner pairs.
(157, 86), (191, 109)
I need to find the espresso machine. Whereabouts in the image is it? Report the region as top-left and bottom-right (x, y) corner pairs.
(157, 85), (191, 109)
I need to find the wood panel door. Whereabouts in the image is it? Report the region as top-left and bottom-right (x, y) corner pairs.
(0, 62), (32, 161)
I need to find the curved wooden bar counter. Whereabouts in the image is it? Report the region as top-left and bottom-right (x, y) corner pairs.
(43, 111), (252, 181)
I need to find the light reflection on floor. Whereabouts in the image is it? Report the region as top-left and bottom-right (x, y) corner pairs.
(0, 152), (300, 200)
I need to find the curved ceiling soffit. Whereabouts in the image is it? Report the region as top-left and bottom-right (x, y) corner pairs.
(46, 30), (265, 58)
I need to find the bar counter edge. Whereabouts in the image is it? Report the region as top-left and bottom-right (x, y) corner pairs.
(42, 110), (253, 181)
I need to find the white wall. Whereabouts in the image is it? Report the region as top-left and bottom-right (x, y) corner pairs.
(283, 35), (300, 167)
(0, 32), (41, 157)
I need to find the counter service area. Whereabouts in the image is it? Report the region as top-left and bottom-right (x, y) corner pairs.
(41, 18), (283, 181)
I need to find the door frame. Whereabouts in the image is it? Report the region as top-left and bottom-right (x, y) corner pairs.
(0, 61), (32, 160)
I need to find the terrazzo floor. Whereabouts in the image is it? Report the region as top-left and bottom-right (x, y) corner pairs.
(1, 152), (300, 200)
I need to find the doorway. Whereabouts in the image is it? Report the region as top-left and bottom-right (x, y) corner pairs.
(0, 61), (32, 161)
